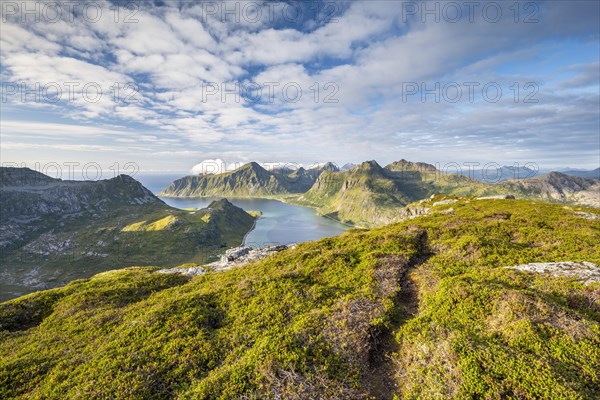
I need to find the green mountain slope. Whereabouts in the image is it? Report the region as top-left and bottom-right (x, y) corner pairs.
(297, 161), (599, 227)
(159, 162), (339, 197)
(298, 160), (417, 226)
(1, 199), (598, 399)
(297, 160), (495, 227)
(0, 168), (256, 301)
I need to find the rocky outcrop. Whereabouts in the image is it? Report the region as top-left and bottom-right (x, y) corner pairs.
(156, 266), (206, 276)
(476, 195), (516, 200)
(574, 211), (600, 220)
(208, 244), (292, 270)
(504, 261), (600, 285)
(432, 199), (458, 207)
(396, 205), (431, 220)
(156, 244), (293, 276)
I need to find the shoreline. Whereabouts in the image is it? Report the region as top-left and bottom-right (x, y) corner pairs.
(242, 215), (260, 246)
(159, 194), (354, 227)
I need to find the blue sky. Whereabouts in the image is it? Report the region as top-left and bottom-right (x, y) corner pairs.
(1, 0), (599, 174)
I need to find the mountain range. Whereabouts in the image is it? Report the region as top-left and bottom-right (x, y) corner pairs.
(557, 167), (600, 179)
(0, 167), (256, 301)
(455, 165), (600, 182)
(454, 165), (538, 182)
(160, 161), (339, 197)
(160, 159), (600, 227)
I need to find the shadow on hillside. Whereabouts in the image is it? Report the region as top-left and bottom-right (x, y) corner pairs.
(322, 211), (355, 227)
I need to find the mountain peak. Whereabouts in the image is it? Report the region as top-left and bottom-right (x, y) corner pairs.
(385, 160), (437, 173)
(535, 171), (590, 184)
(238, 162), (268, 174)
(540, 171), (594, 187)
(306, 162), (339, 173)
(357, 160), (383, 172)
(1, 167), (59, 186)
(321, 162), (339, 172)
(207, 198), (235, 209)
(109, 174), (139, 183)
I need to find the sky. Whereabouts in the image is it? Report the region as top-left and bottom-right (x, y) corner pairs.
(1, 0), (599, 176)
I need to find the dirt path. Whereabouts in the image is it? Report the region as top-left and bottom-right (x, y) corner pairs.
(363, 232), (431, 400)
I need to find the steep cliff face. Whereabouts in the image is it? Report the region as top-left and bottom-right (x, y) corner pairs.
(160, 162), (340, 197)
(160, 162), (289, 197)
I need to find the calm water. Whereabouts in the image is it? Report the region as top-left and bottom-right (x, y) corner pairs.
(136, 173), (350, 246)
(160, 197), (350, 246)
(135, 173), (187, 194)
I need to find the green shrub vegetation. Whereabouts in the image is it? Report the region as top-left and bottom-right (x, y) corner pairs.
(1, 199), (599, 399)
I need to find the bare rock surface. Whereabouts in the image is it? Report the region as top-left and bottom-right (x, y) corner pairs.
(574, 211), (600, 220)
(477, 195), (516, 200)
(397, 206), (430, 220)
(432, 199), (458, 207)
(504, 261), (600, 285)
(156, 244), (293, 276)
(156, 266), (206, 276)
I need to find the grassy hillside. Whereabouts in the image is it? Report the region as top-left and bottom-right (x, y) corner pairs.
(1, 199), (598, 399)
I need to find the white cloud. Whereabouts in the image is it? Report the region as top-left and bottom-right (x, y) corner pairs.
(191, 159), (241, 175)
(165, 12), (216, 50)
(1, 0), (598, 169)
(0, 22), (61, 54)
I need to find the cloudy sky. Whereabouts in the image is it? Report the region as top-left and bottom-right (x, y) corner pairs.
(1, 0), (599, 174)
